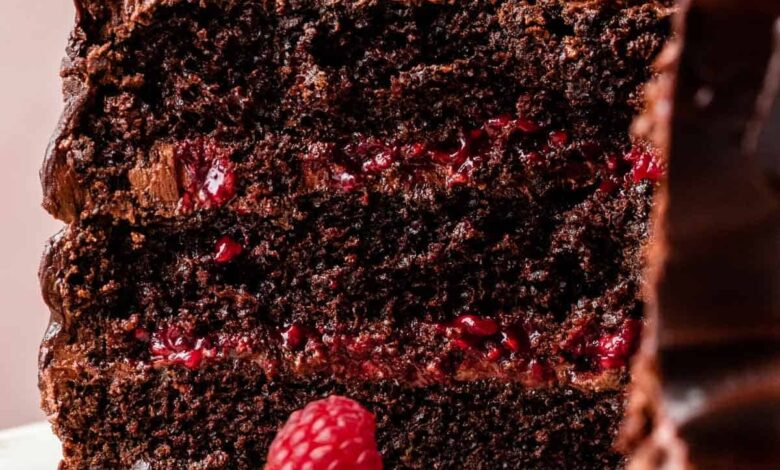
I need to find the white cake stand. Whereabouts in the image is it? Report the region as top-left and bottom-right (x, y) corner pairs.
(0, 423), (61, 469)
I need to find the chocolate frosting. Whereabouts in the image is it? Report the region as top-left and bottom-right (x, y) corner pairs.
(628, 0), (780, 468)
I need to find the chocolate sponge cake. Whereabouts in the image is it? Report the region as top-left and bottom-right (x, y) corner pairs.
(39, 1), (672, 468)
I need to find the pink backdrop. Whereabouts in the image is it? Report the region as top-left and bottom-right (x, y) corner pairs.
(0, 1), (74, 429)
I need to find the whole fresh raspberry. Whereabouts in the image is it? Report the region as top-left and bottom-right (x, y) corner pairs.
(265, 396), (383, 470)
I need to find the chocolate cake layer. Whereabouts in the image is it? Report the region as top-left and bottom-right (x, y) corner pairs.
(43, 0), (671, 224)
(40, 184), (649, 388)
(41, 359), (625, 469)
(39, 0), (672, 468)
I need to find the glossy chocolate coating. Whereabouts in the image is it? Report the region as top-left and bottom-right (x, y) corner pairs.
(630, 0), (780, 468)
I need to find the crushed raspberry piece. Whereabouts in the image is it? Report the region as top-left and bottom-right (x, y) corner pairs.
(624, 147), (664, 183)
(453, 315), (499, 337)
(265, 396), (383, 470)
(175, 138), (237, 210)
(595, 319), (642, 369)
(514, 116), (541, 133)
(599, 146), (665, 192)
(500, 330), (528, 353)
(282, 324), (306, 350)
(200, 158), (236, 206)
(146, 326), (215, 370)
(438, 315), (532, 362)
(548, 130), (570, 148)
(563, 318), (642, 370)
(214, 236), (243, 264)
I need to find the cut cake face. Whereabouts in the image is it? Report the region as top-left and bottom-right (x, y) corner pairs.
(39, 1), (672, 468)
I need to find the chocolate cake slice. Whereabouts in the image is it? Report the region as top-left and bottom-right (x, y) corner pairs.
(39, 1), (671, 468)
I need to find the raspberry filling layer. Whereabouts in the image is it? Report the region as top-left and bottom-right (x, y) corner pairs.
(129, 313), (642, 388)
(306, 116), (662, 193)
(164, 115), (663, 214)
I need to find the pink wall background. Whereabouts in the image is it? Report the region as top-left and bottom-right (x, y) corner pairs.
(0, 1), (74, 429)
